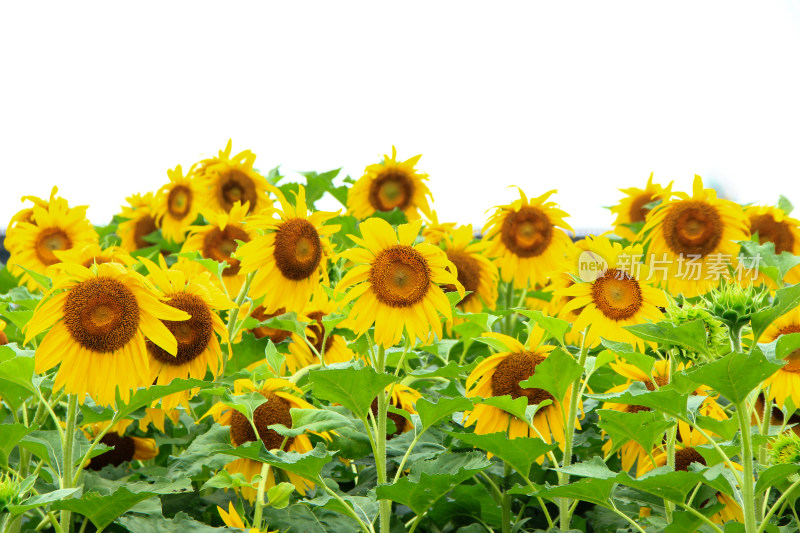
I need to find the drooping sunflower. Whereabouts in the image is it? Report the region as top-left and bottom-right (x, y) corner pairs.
(641, 175), (750, 298)
(556, 236), (668, 350)
(117, 192), (160, 253)
(236, 185), (339, 314)
(759, 307), (800, 408)
(180, 201), (257, 297)
(371, 384), (422, 438)
(195, 140), (271, 215)
(204, 379), (329, 502)
(744, 204), (800, 285)
(24, 262), (190, 406)
(154, 164), (202, 244)
(286, 288), (355, 373)
(337, 217), (464, 348)
(81, 419), (158, 471)
(53, 243), (135, 269)
(347, 146), (433, 221)
(610, 173), (673, 242)
(6, 195), (98, 291)
(439, 225), (499, 315)
(483, 188), (573, 289)
(141, 257), (234, 411)
(464, 331), (577, 450)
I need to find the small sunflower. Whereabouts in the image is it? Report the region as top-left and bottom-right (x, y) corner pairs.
(154, 165), (202, 244)
(371, 384), (422, 438)
(744, 204), (800, 285)
(245, 303), (292, 344)
(440, 225), (499, 315)
(195, 140), (271, 215)
(759, 307), (800, 408)
(286, 288), (355, 373)
(5, 187), (78, 247)
(53, 243), (135, 269)
(141, 257), (234, 411)
(6, 195), (98, 291)
(337, 218), (463, 348)
(81, 419), (158, 471)
(557, 236), (668, 350)
(180, 201), (257, 297)
(641, 175), (750, 298)
(24, 262), (190, 406)
(610, 173), (673, 241)
(421, 210), (457, 246)
(204, 379), (328, 502)
(236, 185), (339, 314)
(347, 147), (433, 221)
(483, 188), (573, 289)
(464, 331), (577, 450)
(118, 192), (160, 253)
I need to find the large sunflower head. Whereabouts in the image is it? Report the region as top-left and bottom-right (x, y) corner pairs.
(440, 225), (499, 314)
(347, 147), (433, 221)
(117, 192), (160, 253)
(204, 378), (328, 501)
(610, 173), (673, 241)
(556, 235), (668, 350)
(482, 188), (574, 289)
(24, 262), (190, 407)
(6, 193), (99, 291)
(195, 140), (272, 215)
(336, 217), (464, 348)
(154, 164), (203, 244)
(641, 175), (750, 298)
(236, 185), (340, 314)
(140, 257), (235, 411)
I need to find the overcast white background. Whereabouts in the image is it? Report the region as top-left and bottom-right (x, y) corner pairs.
(2, 2), (800, 234)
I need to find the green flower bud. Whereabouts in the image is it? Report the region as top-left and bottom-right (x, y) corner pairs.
(703, 283), (770, 331)
(0, 473), (22, 511)
(770, 432), (800, 466)
(666, 300), (730, 362)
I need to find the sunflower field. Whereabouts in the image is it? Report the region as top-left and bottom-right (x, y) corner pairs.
(3, 142), (800, 533)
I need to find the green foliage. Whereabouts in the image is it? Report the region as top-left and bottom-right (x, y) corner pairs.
(309, 363), (397, 418)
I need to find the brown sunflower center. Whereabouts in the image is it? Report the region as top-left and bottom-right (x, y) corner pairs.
(371, 396), (406, 438)
(591, 269), (643, 321)
(644, 375), (671, 391)
(218, 169), (257, 213)
(273, 218), (322, 281)
(133, 216), (158, 250)
(168, 185), (193, 219)
(202, 226), (250, 276)
(147, 292), (213, 366)
(443, 251), (481, 304)
(500, 206), (554, 258)
(368, 169), (413, 212)
(307, 311), (333, 355)
(491, 352), (554, 405)
(229, 391), (294, 451)
(662, 201), (723, 257)
(629, 193), (657, 223)
(63, 276), (140, 353)
(87, 433), (137, 471)
(626, 404), (651, 414)
(251, 306), (291, 343)
(82, 256), (112, 269)
(750, 214), (795, 255)
(35, 227), (73, 265)
(370, 245), (431, 308)
(0, 330), (8, 345)
(674, 446), (707, 472)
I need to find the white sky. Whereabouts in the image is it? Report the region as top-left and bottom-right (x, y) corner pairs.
(2, 2), (800, 234)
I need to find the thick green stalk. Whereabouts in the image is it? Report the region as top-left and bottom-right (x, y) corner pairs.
(374, 345), (391, 533)
(737, 401), (757, 533)
(501, 462), (512, 533)
(60, 395), (78, 533)
(252, 462), (271, 530)
(664, 356), (678, 522)
(756, 391), (772, 521)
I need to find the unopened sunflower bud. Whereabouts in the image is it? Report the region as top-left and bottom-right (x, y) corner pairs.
(0, 473), (22, 511)
(666, 301), (730, 361)
(703, 283), (770, 331)
(770, 432), (800, 467)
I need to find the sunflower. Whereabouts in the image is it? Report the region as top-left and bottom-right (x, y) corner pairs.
(285, 288), (355, 373)
(140, 257), (234, 411)
(744, 204), (800, 285)
(0, 320), (8, 346)
(347, 146), (433, 221)
(24, 262), (190, 407)
(337, 217), (463, 348)
(195, 140), (271, 215)
(6, 194), (98, 291)
(154, 165), (202, 244)
(439, 225), (499, 315)
(81, 419), (158, 471)
(610, 173), (673, 242)
(421, 210), (457, 246)
(464, 331), (577, 450)
(53, 243), (135, 269)
(244, 303), (292, 343)
(137, 407), (181, 433)
(204, 378), (329, 502)
(236, 185), (339, 314)
(641, 175), (750, 298)
(759, 307), (800, 408)
(556, 236), (668, 351)
(483, 188), (573, 289)
(217, 502), (272, 533)
(117, 192), (160, 253)
(180, 201), (257, 297)
(372, 384), (422, 438)
(5, 187), (77, 247)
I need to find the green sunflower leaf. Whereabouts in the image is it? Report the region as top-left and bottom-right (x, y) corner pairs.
(623, 319), (710, 358)
(446, 430), (556, 477)
(683, 350), (782, 404)
(473, 395), (529, 422)
(518, 309), (571, 346)
(596, 409), (675, 459)
(309, 363), (397, 418)
(534, 478), (615, 508)
(173, 250), (228, 282)
(260, 311), (310, 339)
(416, 396), (474, 431)
(117, 377), (216, 419)
(118, 511), (229, 533)
(269, 407), (352, 437)
(519, 346), (582, 403)
(587, 381), (689, 419)
(5, 488), (81, 518)
(222, 441), (336, 481)
(755, 464), (800, 495)
(739, 240), (800, 287)
(752, 282), (800, 341)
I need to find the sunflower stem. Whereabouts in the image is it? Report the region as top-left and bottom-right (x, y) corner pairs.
(501, 462), (512, 533)
(60, 394), (78, 533)
(222, 271), (255, 375)
(730, 322), (744, 353)
(374, 345), (391, 533)
(253, 461), (270, 530)
(756, 390), (772, 522)
(664, 356), (678, 523)
(760, 475), (800, 533)
(736, 400), (758, 533)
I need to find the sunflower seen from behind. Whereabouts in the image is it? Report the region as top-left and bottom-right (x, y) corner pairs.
(155, 164), (202, 244)
(337, 217), (464, 348)
(24, 262), (189, 407)
(439, 224), (498, 315)
(347, 146), (433, 221)
(195, 140), (271, 215)
(236, 185), (339, 314)
(483, 188), (573, 290)
(641, 175), (750, 298)
(610, 173), (672, 242)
